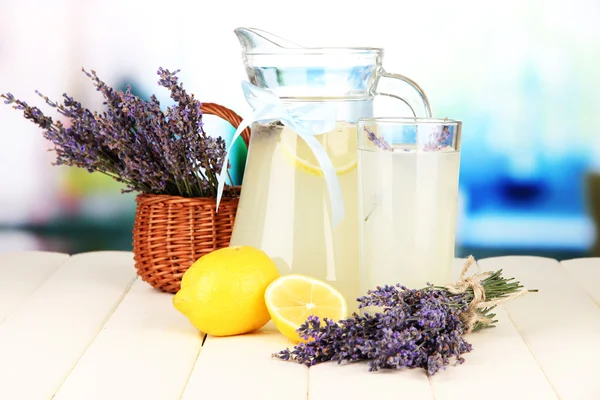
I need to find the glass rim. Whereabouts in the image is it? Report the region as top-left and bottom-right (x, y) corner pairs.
(244, 47), (383, 56)
(358, 117), (462, 125)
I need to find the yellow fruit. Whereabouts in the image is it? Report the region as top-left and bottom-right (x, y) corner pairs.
(278, 122), (357, 176)
(173, 246), (279, 337)
(264, 274), (348, 343)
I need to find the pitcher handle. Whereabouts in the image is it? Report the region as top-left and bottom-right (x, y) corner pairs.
(373, 70), (433, 118)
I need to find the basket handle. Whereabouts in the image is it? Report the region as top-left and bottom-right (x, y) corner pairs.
(200, 102), (251, 147)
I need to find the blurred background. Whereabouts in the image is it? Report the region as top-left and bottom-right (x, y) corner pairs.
(1, 0), (599, 259)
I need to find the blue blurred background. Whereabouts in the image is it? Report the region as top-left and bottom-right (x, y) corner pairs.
(1, 0), (598, 259)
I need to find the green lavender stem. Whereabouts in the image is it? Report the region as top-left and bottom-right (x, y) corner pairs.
(434, 268), (538, 332)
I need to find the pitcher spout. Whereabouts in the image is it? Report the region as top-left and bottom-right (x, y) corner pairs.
(234, 27), (304, 55)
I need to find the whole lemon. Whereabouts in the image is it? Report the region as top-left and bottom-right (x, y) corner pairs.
(172, 246), (279, 337)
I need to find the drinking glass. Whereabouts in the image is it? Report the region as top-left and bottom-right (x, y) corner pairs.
(357, 117), (462, 295)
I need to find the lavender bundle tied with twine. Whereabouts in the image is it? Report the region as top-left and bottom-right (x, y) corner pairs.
(273, 256), (537, 375)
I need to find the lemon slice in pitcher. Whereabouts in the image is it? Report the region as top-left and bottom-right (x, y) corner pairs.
(264, 274), (348, 343)
(277, 122), (358, 176)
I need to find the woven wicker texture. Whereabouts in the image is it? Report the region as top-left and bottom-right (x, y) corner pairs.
(132, 102), (251, 293)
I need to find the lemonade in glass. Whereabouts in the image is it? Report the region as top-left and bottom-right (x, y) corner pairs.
(357, 118), (462, 294)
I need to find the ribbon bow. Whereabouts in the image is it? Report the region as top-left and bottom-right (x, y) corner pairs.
(216, 81), (345, 228)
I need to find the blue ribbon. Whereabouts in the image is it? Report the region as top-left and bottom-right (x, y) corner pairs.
(216, 81), (345, 228)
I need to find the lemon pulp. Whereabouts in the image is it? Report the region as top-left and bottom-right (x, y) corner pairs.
(264, 274), (348, 343)
(277, 122), (357, 176)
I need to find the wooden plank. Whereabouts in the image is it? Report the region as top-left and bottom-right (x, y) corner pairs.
(310, 362), (433, 400)
(477, 256), (600, 400)
(429, 259), (557, 399)
(181, 322), (308, 400)
(0, 251), (70, 323)
(53, 278), (203, 400)
(426, 257), (558, 399)
(0, 251), (137, 400)
(430, 306), (558, 400)
(560, 258), (600, 306)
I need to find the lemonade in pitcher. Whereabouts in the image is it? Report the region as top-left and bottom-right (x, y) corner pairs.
(230, 120), (360, 307)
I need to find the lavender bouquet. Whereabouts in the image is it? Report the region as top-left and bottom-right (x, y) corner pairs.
(2, 68), (235, 198)
(274, 256), (536, 375)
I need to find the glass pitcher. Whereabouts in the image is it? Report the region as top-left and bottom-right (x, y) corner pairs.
(228, 27), (433, 310)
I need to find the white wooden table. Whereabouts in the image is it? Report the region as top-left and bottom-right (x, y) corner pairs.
(1, 251), (599, 400)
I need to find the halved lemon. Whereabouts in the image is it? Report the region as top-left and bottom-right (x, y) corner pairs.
(264, 274), (348, 343)
(277, 122), (358, 177)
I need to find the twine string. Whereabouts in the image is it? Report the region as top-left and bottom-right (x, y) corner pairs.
(444, 255), (529, 333)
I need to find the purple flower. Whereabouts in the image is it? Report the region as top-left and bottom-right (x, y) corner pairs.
(1, 68), (234, 198)
(364, 126), (393, 151)
(273, 285), (472, 375)
(423, 125), (452, 151)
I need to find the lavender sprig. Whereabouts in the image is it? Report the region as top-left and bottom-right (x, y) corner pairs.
(273, 256), (536, 375)
(364, 126), (393, 151)
(2, 68), (235, 198)
(423, 125), (452, 151)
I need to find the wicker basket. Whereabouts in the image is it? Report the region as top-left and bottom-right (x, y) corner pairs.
(132, 102), (251, 294)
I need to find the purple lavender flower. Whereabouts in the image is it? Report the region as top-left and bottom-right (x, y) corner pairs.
(423, 125), (452, 152)
(364, 126), (393, 151)
(273, 285), (472, 375)
(1, 68), (234, 198)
